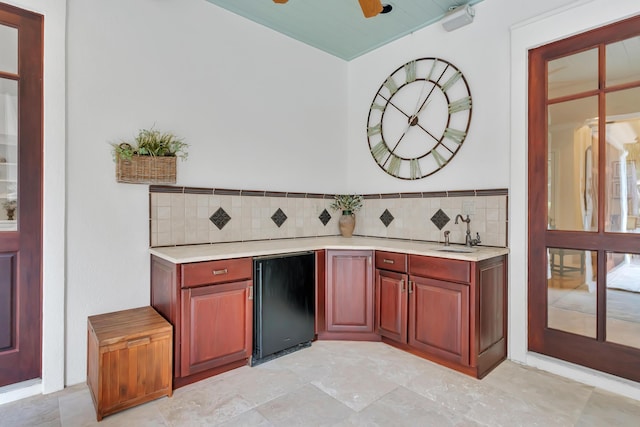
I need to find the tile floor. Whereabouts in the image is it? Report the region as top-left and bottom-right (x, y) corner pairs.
(2, 341), (640, 426)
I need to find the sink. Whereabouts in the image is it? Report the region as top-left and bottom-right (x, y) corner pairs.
(436, 247), (476, 253)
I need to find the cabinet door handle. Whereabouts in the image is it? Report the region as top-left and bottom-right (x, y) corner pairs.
(127, 337), (150, 348)
(248, 286), (253, 300)
(408, 280), (414, 294)
(400, 280), (406, 292)
(383, 259), (394, 264)
(212, 268), (228, 276)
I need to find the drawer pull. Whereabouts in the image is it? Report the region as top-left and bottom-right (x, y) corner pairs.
(383, 259), (395, 264)
(127, 337), (150, 348)
(212, 268), (228, 276)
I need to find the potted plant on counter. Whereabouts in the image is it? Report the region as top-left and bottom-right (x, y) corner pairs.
(112, 127), (188, 184)
(330, 194), (364, 237)
(3, 199), (16, 221)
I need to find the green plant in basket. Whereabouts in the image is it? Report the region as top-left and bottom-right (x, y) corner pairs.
(112, 127), (188, 161)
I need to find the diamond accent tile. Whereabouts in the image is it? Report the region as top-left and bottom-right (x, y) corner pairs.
(431, 209), (450, 230)
(380, 209), (394, 227)
(209, 207), (231, 230)
(319, 209), (331, 226)
(271, 208), (288, 228)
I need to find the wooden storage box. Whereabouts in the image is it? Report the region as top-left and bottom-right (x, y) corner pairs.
(87, 306), (173, 421)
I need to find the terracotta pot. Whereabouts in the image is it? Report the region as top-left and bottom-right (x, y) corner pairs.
(338, 211), (356, 237)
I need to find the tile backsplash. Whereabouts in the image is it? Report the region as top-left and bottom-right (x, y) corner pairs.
(149, 186), (508, 248)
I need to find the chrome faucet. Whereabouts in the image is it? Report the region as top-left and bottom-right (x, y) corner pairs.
(455, 214), (481, 247)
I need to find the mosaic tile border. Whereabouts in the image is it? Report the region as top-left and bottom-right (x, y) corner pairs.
(149, 185), (508, 199)
(149, 186), (509, 248)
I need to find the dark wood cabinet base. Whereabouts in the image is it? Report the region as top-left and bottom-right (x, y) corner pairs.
(382, 336), (505, 379)
(173, 359), (249, 389)
(317, 331), (381, 341)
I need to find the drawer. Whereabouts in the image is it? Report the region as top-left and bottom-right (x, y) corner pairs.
(375, 251), (407, 273)
(181, 257), (252, 288)
(409, 254), (470, 284)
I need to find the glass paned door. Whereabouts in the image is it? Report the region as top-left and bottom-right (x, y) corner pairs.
(0, 3), (43, 387)
(529, 15), (640, 383)
(0, 24), (17, 231)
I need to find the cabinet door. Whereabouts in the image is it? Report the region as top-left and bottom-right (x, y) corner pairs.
(326, 250), (374, 333)
(375, 269), (408, 343)
(181, 280), (252, 377)
(409, 276), (469, 365)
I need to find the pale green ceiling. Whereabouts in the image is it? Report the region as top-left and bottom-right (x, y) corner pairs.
(205, 0), (484, 61)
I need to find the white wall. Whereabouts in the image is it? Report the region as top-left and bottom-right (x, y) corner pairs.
(345, 0), (580, 194)
(65, 0), (347, 385)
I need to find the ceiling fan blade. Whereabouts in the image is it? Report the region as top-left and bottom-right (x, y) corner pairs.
(273, 0), (288, 4)
(358, 0), (383, 18)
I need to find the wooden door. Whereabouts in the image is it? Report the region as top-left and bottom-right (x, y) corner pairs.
(0, 4), (43, 387)
(409, 276), (469, 365)
(375, 269), (407, 343)
(180, 280), (252, 377)
(528, 15), (640, 382)
(326, 250), (374, 333)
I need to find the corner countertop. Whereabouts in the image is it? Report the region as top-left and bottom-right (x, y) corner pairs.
(149, 236), (509, 264)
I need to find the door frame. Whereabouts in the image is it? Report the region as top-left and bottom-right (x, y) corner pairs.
(509, 1), (640, 392)
(527, 14), (640, 383)
(0, 2), (43, 388)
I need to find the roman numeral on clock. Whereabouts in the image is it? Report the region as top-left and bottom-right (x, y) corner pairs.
(431, 149), (447, 167)
(440, 70), (462, 92)
(367, 123), (382, 137)
(409, 158), (421, 180)
(383, 77), (398, 96)
(405, 61), (416, 83)
(371, 140), (390, 163)
(387, 154), (401, 177)
(443, 127), (467, 144)
(448, 96), (472, 113)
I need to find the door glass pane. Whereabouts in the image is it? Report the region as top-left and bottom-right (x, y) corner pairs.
(605, 87), (640, 233)
(0, 78), (17, 231)
(547, 248), (597, 338)
(548, 48), (598, 99)
(548, 97), (599, 231)
(606, 251), (640, 349)
(606, 36), (640, 87)
(0, 24), (17, 74)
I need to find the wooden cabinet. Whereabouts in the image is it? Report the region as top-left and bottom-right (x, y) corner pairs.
(375, 251), (408, 343)
(151, 255), (253, 388)
(87, 307), (172, 421)
(400, 254), (507, 378)
(375, 250), (507, 378)
(181, 280), (252, 377)
(319, 250), (378, 340)
(408, 275), (469, 365)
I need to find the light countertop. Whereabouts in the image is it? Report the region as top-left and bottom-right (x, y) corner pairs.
(149, 236), (509, 264)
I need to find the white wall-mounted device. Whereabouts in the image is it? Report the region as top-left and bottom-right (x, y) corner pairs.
(441, 5), (475, 32)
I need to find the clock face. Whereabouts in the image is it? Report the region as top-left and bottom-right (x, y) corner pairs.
(366, 58), (472, 180)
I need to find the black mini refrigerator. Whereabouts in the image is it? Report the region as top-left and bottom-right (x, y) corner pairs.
(252, 251), (315, 365)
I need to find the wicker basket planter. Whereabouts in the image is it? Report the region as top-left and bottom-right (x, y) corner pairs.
(116, 154), (176, 184)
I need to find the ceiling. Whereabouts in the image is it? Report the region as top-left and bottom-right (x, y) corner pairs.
(205, 0), (484, 61)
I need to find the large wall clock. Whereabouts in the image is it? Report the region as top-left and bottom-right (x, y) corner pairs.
(366, 57), (472, 180)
